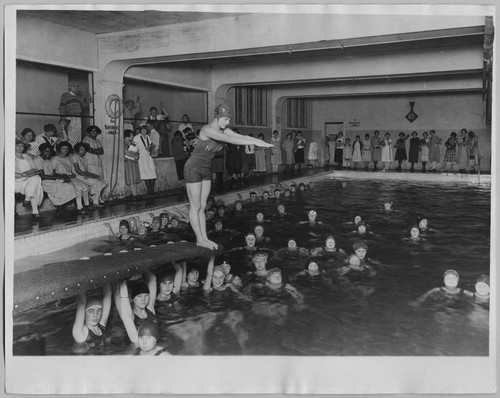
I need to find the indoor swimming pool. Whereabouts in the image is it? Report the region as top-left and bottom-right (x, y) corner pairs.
(13, 176), (491, 356)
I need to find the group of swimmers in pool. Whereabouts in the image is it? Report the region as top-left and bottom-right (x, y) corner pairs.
(74, 178), (489, 356)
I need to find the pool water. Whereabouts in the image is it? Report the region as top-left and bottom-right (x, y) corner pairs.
(13, 177), (491, 356)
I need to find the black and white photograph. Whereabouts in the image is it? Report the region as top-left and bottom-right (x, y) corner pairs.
(3, 2), (497, 395)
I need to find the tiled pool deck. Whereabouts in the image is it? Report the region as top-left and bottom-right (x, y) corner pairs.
(11, 167), (490, 266)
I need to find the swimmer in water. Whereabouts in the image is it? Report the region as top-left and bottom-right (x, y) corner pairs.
(249, 191), (258, 203)
(278, 238), (310, 257)
(293, 259), (327, 280)
(310, 235), (347, 259)
(298, 183), (306, 192)
(464, 275), (490, 304)
(136, 321), (170, 356)
(273, 189), (282, 200)
(403, 225), (424, 242)
(412, 269), (463, 306)
(254, 224), (271, 246)
(72, 284), (112, 352)
(220, 261), (243, 289)
(299, 209), (324, 225)
(250, 252), (269, 277)
(185, 267), (200, 288)
(155, 267), (183, 316)
(254, 212), (269, 224)
(384, 201), (393, 212)
(104, 219), (136, 241)
(115, 271), (157, 346)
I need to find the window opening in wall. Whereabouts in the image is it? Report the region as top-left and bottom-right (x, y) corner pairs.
(234, 86), (267, 126)
(16, 60), (94, 144)
(286, 98), (307, 129)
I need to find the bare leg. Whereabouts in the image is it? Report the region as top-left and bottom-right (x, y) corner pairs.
(199, 180), (217, 248)
(186, 181), (217, 250)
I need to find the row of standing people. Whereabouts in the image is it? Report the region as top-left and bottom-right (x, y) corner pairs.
(330, 128), (479, 173)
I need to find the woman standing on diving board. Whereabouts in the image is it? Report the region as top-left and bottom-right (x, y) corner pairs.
(184, 104), (273, 250)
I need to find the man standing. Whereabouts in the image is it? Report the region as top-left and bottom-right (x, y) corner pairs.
(58, 81), (92, 146)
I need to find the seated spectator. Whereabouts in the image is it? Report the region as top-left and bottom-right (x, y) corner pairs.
(15, 138), (43, 222)
(52, 141), (92, 214)
(31, 124), (60, 156)
(72, 142), (108, 206)
(33, 143), (77, 215)
(20, 127), (36, 156)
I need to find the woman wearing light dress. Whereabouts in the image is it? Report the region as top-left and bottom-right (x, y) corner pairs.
(270, 130), (282, 173)
(351, 135), (362, 170)
(15, 138), (43, 222)
(457, 128), (469, 173)
(133, 125), (157, 195)
(381, 132), (393, 172)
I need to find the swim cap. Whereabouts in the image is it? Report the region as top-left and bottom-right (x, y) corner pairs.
(266, 268), (282, 282)
(252, 252), (268, 262)
(214, 104), (232, 118)
(308, 210), (317, 216)
(353, 242), (368, 251)
(158, 271), (175, 284)
(348, 254), (361, 266)
(245, 232), (256, 240)
(213, 265), (225, 276)
(131, 282), (150, 299)
(216, 199), (225, 206)
(443, 269), (459, 278)
(119, 219), (130, 229)
(476, 275), (490, 286)
(138, 321), (159, 340)
(85, 296), (103, 310)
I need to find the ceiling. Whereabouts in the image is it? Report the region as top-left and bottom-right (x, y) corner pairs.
(17, 10), (248, 35)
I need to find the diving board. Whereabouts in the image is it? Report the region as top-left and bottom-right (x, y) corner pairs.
(13, 242), (223, 315)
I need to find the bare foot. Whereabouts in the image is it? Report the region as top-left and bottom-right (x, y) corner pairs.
(196, 240), (218, 250)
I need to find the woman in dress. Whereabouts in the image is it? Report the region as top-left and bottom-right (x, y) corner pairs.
(254, 133), (268, 174)
(408, 131), (420, 172)
(123, 129), (142, 199)
(351, 135), (362, 170)
(428, 130), (442, 172)
(394, 132), (410, 172)
(457, 128), (469, 173)
(370, 130), (382, 171)
(294, 130), (306, 173)
(381, 132), (393, 172)
(282, 133), (295, 174)
(443, 132), (458, 172)
(15, 138), (43, 222)
(183, 104), (272, 250)
(33, 142), (77, 215)
(72, 142), (108, 206)
(133, 125), (157, 195)
(420, 131), (430, 173)
(466, 130), (479, 174)
(334, 132), (344, 170)
(270, 130), (282, 173)
(361, 133), (372, 171)
(342, 137), (352, 169)
(52, 141), (91, 213)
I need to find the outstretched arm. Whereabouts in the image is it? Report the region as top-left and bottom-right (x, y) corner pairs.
(203, 126), (273, 148)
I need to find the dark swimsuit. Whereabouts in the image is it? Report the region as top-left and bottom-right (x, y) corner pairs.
(184, 136), (224, 183)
